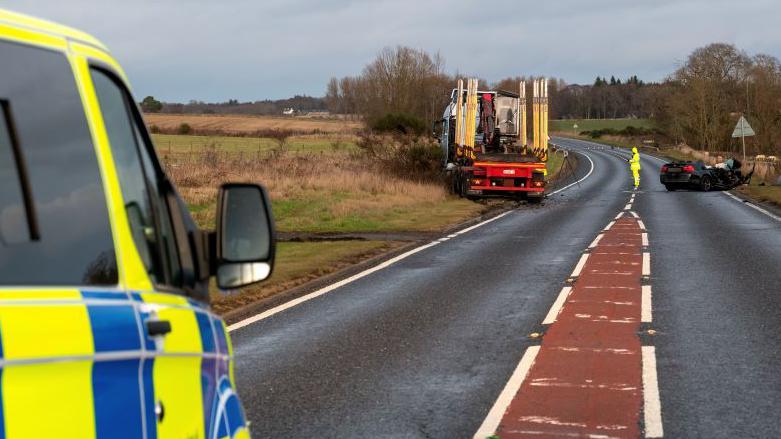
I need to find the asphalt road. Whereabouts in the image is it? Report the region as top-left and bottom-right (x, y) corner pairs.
(230, 137), (781, 438)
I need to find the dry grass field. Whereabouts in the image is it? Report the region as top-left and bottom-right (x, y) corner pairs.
(145, 113), (362, 134)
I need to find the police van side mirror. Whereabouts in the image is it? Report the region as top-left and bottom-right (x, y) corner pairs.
(215, 183), (275, 289)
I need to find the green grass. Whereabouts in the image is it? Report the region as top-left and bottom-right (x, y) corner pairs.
(546, 149), (566, 180)
(151, 133), (357, 155)
(211, 240), (398, 313)
(550, 118), (654, 133)
(738, 179), (781, 206)
(270, 195), (484, 233)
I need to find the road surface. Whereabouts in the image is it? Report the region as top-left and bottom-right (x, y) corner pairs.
(229, 137), (781, 438)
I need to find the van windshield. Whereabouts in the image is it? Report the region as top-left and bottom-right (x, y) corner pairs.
(0, 40), (117, 286)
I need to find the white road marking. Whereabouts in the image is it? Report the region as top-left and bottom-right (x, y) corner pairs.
(588, 234), (604, 249)
(642, 233), (649, 247)
(642, 346), (664, 438)
(642, 253), (651, 276)
(228, 211), (511, 332)
(630, 211), (639, 218)
(447, 233), (458, 238)
(473, 346), (541, 439)
(723, 191), (781, 222)
(641, 285), (652, 323)
(615, 212), (625, 220)
(542, 287), (573, 325)
(624, 203), (633, 210)
(638, 220), (647, 231)
(571, 253), (590, 277)
(604, 220), (616, 231)
(548, 150), (595, 196)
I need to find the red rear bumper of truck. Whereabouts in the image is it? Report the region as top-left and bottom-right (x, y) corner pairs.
(465, 162), (546, 195)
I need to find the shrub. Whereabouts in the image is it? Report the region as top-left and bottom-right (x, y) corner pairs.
(370, 112), (427, 136)
(177, 123), (192, 135)
(149, 124), (160, 134)
(357, 133), (442, 180)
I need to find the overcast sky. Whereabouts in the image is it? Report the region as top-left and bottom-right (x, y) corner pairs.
(5, 0), (780, 102)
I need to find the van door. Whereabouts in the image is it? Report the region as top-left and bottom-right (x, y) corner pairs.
(0, 40), (145, 438)
(89, 67), (228, 438)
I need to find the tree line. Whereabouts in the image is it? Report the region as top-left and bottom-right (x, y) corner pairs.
(140, 95), (327, 115)
(326, 44), (781, 155)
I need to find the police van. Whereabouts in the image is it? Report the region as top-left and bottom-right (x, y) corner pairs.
(0, 9), (274, 439)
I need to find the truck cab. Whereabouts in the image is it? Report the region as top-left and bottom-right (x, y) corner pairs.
(0, 9), (270, 438)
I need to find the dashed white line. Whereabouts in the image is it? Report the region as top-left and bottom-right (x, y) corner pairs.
(642, 346), (664, 438)
(615, 212), (625, 220)
(624, 203), (633, 211)
(641, 233), (649, 247)
(642, 253), (651, 276)
(542, 287), (573, 325)
(473, 346), (541, 439)
(641, 285), (652, 323)
(604, 220), (616, 231)
(638, 220), (646, 231)
(228, 211), (511, 332)
(630, 211), (639, 218)
(588, 234), (604, 249)
(571, 253), (591, 277)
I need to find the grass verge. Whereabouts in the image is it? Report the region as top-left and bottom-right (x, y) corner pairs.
(550, 118), (653, 133)
(211, 240), (401, 314)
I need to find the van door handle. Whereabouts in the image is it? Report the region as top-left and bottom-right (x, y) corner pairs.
(146, 319), (172, 336)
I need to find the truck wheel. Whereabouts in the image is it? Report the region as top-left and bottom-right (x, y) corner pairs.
(700, 176), (712, 192)
(665, 184), (676, 191)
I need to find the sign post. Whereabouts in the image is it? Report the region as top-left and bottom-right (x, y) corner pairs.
(732, 115), (755, 163)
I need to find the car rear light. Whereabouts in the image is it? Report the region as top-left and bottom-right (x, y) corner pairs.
(661, 165), (668, 173)
(682, 165), (695, 173)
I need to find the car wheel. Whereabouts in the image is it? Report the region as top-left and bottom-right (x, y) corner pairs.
(665, 184), (676, 191)
(700, 175), (712, 192)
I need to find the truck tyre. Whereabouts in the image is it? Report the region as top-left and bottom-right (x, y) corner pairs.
(527, 194), (543, 204)
(665, 184), (676, 191)
(700, 176), (712, 192)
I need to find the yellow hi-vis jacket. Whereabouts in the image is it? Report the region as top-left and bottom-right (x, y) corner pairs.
(630, 148), (641, 171)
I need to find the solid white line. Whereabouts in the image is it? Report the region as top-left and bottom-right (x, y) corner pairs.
(588, 234), (604, 249)
(641, 285), (652, 323)
(542, 287), (573, 324)
(228, 213), (515, 332)
(548, 151), (596, 196)
(642, 252), (651, 276)
(642, 233), (649, 247)
(642, 346), (664, 438)
(630, 211), (639, 218)
(615, 212), (625, 220)
(723, 191), (781, 222)
(624, 203), (633, 210)
(473, 346), (541, 439)
(638, 220), (647, 231)
(571, 253), (590, 277)
(604, 220), (616, 231)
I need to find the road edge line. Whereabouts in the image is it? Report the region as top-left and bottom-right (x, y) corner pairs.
(542, 286), (573, 325)
(228, 211), (512, 332)
(473, 345), (541, 439)
(548, 149), (595, 196)
(723, 191), (781, 222)
(642, 346), (664, 438)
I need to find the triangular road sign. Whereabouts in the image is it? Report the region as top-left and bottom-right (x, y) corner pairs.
(732, 116), (755, 138)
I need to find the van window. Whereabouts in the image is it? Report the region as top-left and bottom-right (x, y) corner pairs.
(0, 40), (117, 285)
(91, 68), (182, 287)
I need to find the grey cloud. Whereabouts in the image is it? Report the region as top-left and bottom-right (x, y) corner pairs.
(3, 0), (780, 101)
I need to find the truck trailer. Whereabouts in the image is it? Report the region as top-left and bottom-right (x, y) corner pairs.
(434, 78), (550, 202)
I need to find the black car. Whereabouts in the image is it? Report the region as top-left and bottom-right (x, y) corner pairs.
(660, 159), (752, 191)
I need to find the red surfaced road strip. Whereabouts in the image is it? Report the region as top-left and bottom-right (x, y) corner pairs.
(495, 217), (644, 438)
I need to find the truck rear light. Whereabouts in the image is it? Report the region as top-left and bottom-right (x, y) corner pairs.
(682, 165), (695, 173)
(471, 178), (484, 186)
(661, 165), (668, 173)
(533, 180), (544, 187)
